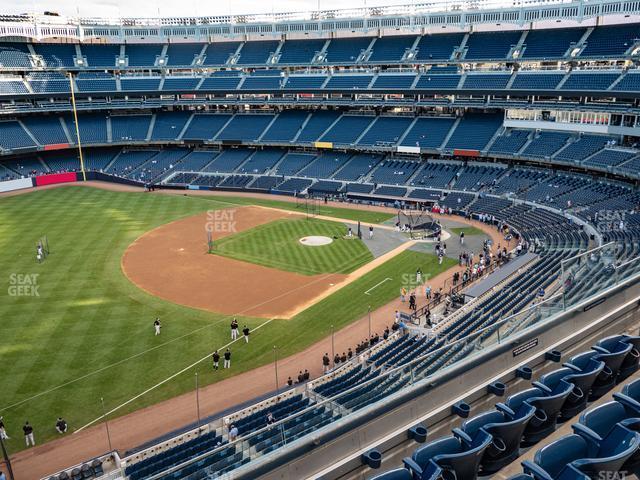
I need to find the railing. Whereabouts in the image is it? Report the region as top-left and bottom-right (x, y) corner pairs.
(142, 245), (640, 480)
(411, 249), (515, 322)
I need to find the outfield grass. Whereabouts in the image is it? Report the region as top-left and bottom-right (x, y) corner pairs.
(450, 226), (485, 237)
(0, 186), (452, 453)
(202, 195), (395, 224)
(214, 218), (373, 275)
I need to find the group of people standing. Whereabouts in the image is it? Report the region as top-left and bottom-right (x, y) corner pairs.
(0, 416), (68, 449)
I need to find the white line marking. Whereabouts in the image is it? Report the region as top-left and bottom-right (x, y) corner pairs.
(75, 318), (273, 433)
(364, 277), (393, 295)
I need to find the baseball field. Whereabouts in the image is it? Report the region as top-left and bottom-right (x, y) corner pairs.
(0, 185), (457, 456)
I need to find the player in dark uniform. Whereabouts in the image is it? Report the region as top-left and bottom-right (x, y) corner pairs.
(212, 350), (220, 370)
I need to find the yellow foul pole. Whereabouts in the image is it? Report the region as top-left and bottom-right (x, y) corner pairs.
(68, 72), (87, 181)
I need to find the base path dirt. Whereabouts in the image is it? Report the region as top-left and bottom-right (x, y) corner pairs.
(122, 205), (351, 319)
(4, 184), (506, 480)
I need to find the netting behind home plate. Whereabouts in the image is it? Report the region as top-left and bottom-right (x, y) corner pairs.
(397, 209), (441, 239)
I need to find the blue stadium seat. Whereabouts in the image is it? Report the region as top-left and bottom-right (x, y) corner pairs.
(561, 72), (620, 91)
(565, 350), (619, 401)
(0, 42), (33, 68)
(403, 430), (493, 480)
(260, 111), (310, 142)
(277, 39), (325, 64)
(522, 425), (640, 480)
(400, 117), (456, 149)
(465, 31), (522, 60)
(357, 117), (413, 147)
(202, 42), (241, 65)
(594, 335), (639, 382)
(165, 43), (202, 66)
(445, 113), (503, 151)
(319, 115), (374, 145)
(111, 115), (152, 142)
(501, 383), (572, 446)
(414, 33), (463, 61)
(511, 73), (564, 90)
(458, 403), (536, 474)
(182, 114), (232, 141)
(215, 114), (275, 142)
(323, 37), (371, 63)
(80, 44), (120, 68)
(520, 28), (585, 59)
(125, 44), (162, 67)
(236, 41), (279, 65)
(560, 357), (606, 419)
(325, 75), (373, 90)
(199, 75), (241, 90)
(75, 72), (117, 93)
(368, 36), (416, 62)
(284, 75), (327, 89)
(580, 24), (640, 57)
(33, 44), (77, 68)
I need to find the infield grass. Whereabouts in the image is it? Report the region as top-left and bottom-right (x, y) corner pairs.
(214, 217), (373, 275)
(0, 186), (452, 455)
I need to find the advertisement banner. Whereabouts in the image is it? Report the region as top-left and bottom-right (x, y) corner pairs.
(397, 146), (421, 154)
(35, 172), (78, 186)
(0, 177), (34, 193)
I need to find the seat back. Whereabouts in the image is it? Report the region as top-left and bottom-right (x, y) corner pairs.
(534, 434), (587, 478)
(579, 401), (628, 438)
(432, 431), (493, 480)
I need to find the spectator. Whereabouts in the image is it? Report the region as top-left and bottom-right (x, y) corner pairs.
(333, 353), (340, 366)
(297, 371), (304, 383)
(266, 412), (275, 426)
(287, 377), (293, 386)
(229, 424), (238, 442)
(303, 369), (310, 381)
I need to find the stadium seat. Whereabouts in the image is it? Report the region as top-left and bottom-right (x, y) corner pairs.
(522, 424), (640, 480)
(501, 383), (572, 446)
(402, 430), (492, 480)
(458, 403), (536, 474)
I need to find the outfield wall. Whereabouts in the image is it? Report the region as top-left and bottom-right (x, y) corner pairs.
(0, 177), (33, 193)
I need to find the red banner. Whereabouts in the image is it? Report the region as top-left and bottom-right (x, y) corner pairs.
(43, 143), (71, 151)
(35, 172), (78, 186)
(453, 149), (480, 157)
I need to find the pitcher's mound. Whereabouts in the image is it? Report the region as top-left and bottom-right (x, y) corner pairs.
(299, 236), (333, 246)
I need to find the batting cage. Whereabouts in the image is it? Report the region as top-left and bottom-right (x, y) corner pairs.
(397, 209), (441, 239)
(295, 193), (320, 219)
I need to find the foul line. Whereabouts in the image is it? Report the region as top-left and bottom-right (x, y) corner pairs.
(0, 261), (342, 416)
(364, 277), (393, 295)
(75, 317), (274, 433)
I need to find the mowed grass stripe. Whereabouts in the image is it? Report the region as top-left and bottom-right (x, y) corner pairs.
(214, 218), (373, 275)
(0, 187), (450, 454)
